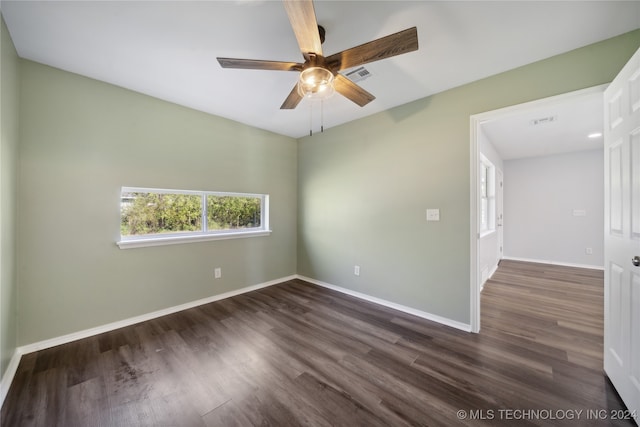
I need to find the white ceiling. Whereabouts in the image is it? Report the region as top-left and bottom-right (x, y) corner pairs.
(481, 89), (605, 160)
(1, 1), (639, 139)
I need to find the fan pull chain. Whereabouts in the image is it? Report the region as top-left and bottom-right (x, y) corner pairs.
(309, 99), (313, 137)
(307, 100), (326, 136)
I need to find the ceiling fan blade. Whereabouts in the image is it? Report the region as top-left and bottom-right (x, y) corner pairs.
(333, 74), (375, 107)
(283, 0), (323, 58)
(217, 58), (303, 71)
(280, 83), (304, 109)
(326, 27), (418, 72)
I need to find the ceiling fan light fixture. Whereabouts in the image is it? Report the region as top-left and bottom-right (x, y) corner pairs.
(298, 66), (335, 100)
(217, 1), (418, 109)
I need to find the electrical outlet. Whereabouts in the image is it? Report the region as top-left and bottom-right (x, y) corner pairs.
(214, 268), (222, 279)
(585, 248), (593, 255)
(354, 265), (360, 276)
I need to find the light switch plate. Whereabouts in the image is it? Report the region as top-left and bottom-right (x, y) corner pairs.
(426, 209), (440, 221)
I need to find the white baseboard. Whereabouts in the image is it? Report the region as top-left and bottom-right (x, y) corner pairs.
(17, 275), (296, 356)
(296, 275), (471, 332)
(0, 349), (22, 408)
(1, 275), (295, 408)
(3, 272), (471, 407)
(489, 263), (499, 278)
(502, 256), (604, 271)
(480, 263), (500, 291)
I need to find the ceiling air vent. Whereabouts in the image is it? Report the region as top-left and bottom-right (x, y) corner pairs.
(343, 66), (372, 83)
(530, 115), (558, 126)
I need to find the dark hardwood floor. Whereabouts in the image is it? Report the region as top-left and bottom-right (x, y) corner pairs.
(2, 260), (636, 426)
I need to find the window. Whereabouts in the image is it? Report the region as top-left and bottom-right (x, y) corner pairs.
(480, 155), (496, 235)
(118, 187), (270, 249)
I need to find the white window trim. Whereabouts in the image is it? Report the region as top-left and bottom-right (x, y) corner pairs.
(117, 187), (271, 249)
(117, 229), (272, 249)
(479, 155), (496, 238)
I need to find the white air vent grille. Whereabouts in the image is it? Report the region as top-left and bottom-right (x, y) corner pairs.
(530, 115), (558, 126)
(343, 67), (372, 83)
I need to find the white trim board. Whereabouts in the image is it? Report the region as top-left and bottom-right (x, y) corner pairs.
(18, 275), (296, 355)
(480, 263), (500, 291)
(0, 274), (296, 408)
(2, 273), (472, 407)
(501, 256), (604, 271)
(296, 275), (472, 333)
(0, 350), (21, 407)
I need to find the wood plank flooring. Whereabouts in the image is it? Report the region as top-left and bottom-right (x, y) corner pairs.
(2, 260), (636, 426)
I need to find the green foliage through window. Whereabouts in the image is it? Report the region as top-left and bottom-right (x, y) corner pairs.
(120, 188), (266, 239)
(207, 196), (261, 230)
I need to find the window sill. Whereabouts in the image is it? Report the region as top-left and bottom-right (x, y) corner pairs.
(117, 230), (272, 249)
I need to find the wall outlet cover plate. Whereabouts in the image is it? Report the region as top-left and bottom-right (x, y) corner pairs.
(426, 209), (440, 221)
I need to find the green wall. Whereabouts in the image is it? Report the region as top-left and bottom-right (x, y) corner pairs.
(7, 26), (640, 349)
(17, 61), (297, 345)
(1, 16), (20, 378)
(297, 30), (640, 325)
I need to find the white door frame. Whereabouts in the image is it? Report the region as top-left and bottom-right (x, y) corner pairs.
(469, 84), (608, 333)
(496, 168), (504, 264)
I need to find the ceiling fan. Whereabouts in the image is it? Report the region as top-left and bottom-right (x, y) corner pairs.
(217, 0), (418, 110)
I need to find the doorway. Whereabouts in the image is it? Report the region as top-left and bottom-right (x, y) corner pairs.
(469, 84), (608, 332)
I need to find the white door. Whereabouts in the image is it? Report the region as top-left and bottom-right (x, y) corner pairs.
(604, 46), (640, 421)
(496, 169), (504, 262)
